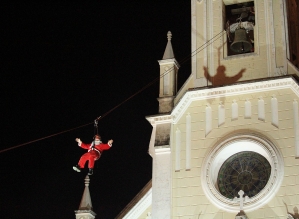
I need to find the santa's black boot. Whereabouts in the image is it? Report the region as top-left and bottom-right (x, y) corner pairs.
(73, 165), (81, 172)
(88, 168), (93, 175)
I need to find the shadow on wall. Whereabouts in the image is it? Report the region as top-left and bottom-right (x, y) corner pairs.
(284, 201), (299, 219)
(288, 207), (299, 219)
(203, 65), (246, 87)
(203, 65), (246, 106)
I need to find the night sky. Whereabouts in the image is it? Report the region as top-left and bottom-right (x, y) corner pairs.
(1, 2), (190, 218)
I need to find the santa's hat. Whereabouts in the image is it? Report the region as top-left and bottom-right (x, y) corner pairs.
(94, 134), (101, 140)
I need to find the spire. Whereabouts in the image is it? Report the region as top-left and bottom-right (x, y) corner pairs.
(162, 31), (175, 60)
(75, 175), (96, 219)
(157, 31), (180, 114)
(79, 175), (93, 210)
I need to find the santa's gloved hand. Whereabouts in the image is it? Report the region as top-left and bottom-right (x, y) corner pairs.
(108, 139), (113, 146)
(75, 138), (82, 145)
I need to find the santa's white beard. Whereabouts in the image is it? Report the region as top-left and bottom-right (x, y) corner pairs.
(95, 140), (102, 145)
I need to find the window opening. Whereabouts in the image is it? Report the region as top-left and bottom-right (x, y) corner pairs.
(217, 151), (271, 199)
(225, 1), (255, 56)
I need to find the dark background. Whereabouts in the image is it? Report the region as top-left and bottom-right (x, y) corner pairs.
(1, 1), (191, 218)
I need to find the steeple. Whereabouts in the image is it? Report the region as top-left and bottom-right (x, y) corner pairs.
(162, 31), (175, 59)
(157, 31), (180, 114)
(75, 175), (96, 219)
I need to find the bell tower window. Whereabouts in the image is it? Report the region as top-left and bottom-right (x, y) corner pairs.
(224, 1), (255, 56)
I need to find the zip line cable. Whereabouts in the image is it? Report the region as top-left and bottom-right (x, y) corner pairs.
(0, 123), (93, 154)
(0, 31), (225, 154)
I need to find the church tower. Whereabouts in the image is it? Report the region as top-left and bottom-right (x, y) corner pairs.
(75, 175), (96, 219)
(117, 1), (299, 218)
(148, 0), (299, 218)
(157, 31), (180, 113)
(145, 31), (180, 218)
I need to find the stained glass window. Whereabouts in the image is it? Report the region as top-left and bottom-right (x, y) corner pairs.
(217, 151), (271, 199)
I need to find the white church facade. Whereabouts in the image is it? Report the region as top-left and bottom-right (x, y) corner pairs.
(116, 0), (299, 218)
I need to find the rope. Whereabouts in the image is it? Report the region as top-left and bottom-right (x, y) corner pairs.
(0, 123), (92, 153)
(0, 31), (225, 154)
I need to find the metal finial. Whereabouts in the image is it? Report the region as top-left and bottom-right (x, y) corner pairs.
(167, 31), (172, 41)
(85, 175), (90, 187)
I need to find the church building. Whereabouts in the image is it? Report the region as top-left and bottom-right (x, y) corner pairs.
(116, 0), (299, 218)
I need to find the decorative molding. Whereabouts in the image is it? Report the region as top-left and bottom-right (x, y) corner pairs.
(293, 100), (299, 158)
(264, 0), (276, 76)
(192, 0), (198, 78)
(207, 0), (214, 76)
(122, 188), (152, 219)
(146, 115), (172, 125)
(155, 147), (171, 155)
(201, 132), (284, 213)
(218, 102), (225, 126)
(258, 97), (265, 121)
(158, 58), (180, 68)
(271, 95), (279, 128)
(172, 77), (299, 124)
(186, 113), (191, 170)
(232, 100), (238, 121)
(75, 212), (96, 219)
(205, 104), (212, 136)
(244, 99), (251, 119)
(175, 128), (181, 171)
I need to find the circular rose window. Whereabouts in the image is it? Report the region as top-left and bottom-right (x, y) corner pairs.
(217, 151), (271, 199)
(201, 132), (284, 212)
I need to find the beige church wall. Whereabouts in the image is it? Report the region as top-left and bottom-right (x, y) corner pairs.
(194, 0), (207, 80)
(137, 206), (152, 219)
(171, 89), (299, 218)
(178, 0), (292, 105)
(175, 74), (197, 105)
(272, 0), (285, 68)
(288, 61), (299, 76)
(194, 0), (289, 84)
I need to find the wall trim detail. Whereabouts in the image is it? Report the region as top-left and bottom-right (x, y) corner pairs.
(172, 77), (299, 124)
(201, 131), (284, 212)
(186, 113), (191, 170)
(293, 100), (299, 158)
(122, 188), (152, 219)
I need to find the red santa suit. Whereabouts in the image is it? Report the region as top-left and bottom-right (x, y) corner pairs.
(77, 140), (112, 169)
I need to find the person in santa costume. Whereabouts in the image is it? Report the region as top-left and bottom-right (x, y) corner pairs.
(73, 134), (113, 175)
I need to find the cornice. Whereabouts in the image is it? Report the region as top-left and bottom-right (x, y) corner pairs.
(75, 210), (96, 216)
(146, 114), (172, 125)
(158, 58), (180, 68)
(172, 76), (299, 124)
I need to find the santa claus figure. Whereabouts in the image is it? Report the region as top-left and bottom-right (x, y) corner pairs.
(73, 134), (113, 175)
